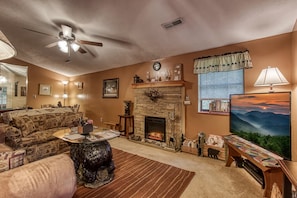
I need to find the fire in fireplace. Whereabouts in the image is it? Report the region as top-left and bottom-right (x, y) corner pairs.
(145, 116), (166, 142)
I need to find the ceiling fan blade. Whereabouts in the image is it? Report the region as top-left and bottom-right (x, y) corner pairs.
(61, 25), (72, 38)
(45, 42), (58, 48)
(79, 46), (96, 58)
(23, 28), (55, 37)
(78, 40), (103, 47)
(78, 47), (87, 54)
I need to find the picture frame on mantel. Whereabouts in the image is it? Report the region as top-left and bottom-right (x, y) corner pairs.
(39, 84), (51, 96)
(103, 78), (119, 98)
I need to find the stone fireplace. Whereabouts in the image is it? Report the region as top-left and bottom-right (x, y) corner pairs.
(132, 81), (185, 151)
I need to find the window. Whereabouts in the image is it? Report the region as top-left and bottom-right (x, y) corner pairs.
(198, 69), (244, 113)
(0, 87), (7, 109)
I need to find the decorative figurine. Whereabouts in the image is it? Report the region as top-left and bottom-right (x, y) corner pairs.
(124, 100), (131, 116)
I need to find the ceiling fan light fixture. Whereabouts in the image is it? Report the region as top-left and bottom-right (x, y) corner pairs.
(61, 25), (72, 38)
(59, 45), (68, 53)
(58, 40), (67, 48)
(71, 42), (80, 52)
(45, 24), (102, 56)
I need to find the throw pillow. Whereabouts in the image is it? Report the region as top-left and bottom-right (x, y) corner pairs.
(13, 116), (36, 137)
(44, 118), (60, 130)
(61, 112), (81, 127)
(29, 114), (46, 131)
(206, 134), (224, 148)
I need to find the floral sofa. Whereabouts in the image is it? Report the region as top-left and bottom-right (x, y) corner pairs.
(2, 108), (83, 162)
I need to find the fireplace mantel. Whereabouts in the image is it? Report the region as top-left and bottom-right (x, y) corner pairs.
(132, 80), (185, 89)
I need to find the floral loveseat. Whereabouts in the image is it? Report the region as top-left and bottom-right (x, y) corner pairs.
(2, 108), (83, 162)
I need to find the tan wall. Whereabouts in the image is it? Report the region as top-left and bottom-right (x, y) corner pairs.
(3, 32), (296, 160)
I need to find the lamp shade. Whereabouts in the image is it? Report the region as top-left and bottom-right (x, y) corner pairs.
(254, 66), (289, 86)
(0, 31), (16, 60)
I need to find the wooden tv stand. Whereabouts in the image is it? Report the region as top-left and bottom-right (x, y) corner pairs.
(224, 135), (283, 198)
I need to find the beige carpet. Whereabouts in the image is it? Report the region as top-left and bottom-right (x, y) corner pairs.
(73, 148), (194, 198)
(108, 137), (264, 198)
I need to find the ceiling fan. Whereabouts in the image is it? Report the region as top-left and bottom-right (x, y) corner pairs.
(45, 24), (103, 55)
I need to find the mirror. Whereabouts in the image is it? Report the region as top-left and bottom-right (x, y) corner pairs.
(0, 62), (28, 110)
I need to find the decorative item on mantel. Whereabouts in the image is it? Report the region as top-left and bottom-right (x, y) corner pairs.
(146, 72), (151, 82)
(133, 75), (144, 83)
(164, 69), (172, 81)
(173, 64), (183, 81)
(144, 88), (162, 102)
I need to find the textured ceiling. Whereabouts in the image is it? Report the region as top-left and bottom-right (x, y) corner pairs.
(0, 0), (296, 77)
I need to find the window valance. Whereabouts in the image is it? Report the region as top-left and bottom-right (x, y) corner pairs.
(193, 50), (253, 74)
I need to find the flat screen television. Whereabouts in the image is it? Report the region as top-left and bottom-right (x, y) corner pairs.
(230, 92), (291, 160)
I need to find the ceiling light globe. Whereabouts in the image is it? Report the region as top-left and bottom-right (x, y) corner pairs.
(59, 46), (68, 53)
(58, 40), (67, 48)
(71, 43), (80, 52)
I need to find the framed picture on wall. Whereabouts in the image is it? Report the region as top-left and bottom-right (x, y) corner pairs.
(103, 78), (119, 98)
(21, 86), (26, 96)
(39, 84), (51, 96)
(77, 82), (84, 89)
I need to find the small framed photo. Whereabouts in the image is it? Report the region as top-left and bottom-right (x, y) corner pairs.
(39, 84), (51, 96)
(21, 86), (26, 96)
(103, 78), (119, 98)
(77, 82), (84, 89)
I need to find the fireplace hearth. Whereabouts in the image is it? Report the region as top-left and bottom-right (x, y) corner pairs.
(145, 116), (166, 142)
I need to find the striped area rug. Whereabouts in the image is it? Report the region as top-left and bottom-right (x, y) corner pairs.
(73, 148), (195, 198)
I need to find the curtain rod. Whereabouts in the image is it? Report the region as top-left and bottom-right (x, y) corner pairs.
(194, 50), (249, 60)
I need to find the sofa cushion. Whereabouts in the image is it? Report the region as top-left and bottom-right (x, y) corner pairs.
(21, 127), (67, 147)
(61, 112), (81, 127)
(4, 126), (23, 149)
(25, 140), (61, 162)
(44, 113), (63, 130)
(28, 114), (47, 131)
(13, 116), (36, 137)
(0, 149), (26, 172)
